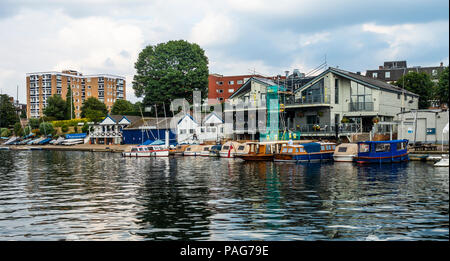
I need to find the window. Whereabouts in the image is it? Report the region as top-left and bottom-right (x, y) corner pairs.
(375, 143), (390, 152)
(288, 148), (293, 153)
(218, 97), (224, 101)
(385, 71), (390, 78)
(359, 144), (370, 153)
(373, 72), (378, 78)
(229, 81), (234, 85)
(281, 148), (287, 153)
(335, 79), (339, 104)
(397, 93), (401, 99)
(238, 145), (245, 150)
(216, 81), (223, 85)
(180, 129), (186, 134)
(432, 69), (437, 76)
(189, 129), (194, 134)
(228, 89), (234, 93)
(338, 147), (347, 152)
(217, 89), (223, 93)
(307, 115), (319, 124)
(223, 146), (229, 150)
(237, 80), (243, 84)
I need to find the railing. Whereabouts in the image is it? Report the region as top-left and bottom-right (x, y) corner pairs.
(349, 102), (374, 111)
(290, 123), (360, 134)
(285, 95), (331, 105)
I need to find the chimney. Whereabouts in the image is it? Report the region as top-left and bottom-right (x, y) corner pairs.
(440, 62), (443, 67)
(356, 72), (361, 75)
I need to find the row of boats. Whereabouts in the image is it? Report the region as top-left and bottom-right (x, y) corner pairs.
(122, 139), (414, 164)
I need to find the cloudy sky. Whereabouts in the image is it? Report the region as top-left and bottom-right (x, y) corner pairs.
(0, 0), (448, 103)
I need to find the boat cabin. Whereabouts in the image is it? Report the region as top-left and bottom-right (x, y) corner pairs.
(356, 139), (409, 163)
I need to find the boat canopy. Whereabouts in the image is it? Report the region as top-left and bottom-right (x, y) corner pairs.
(302, 142), (321, 153)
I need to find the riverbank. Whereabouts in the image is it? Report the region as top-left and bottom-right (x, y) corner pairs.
(6, 144), (133, 153)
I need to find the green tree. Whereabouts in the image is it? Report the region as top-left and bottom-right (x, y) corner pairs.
(44, 94), (67, 120)
(13, 122), (23, 136)
(111, 99), (135, 115)
(0, 94), (19, 128)
(65, 84), (75, 120)
(394, 72), (434, 109)
(80, 97), (108, 122)
(435, 66), (449, 106)
(132, 40), (209, 115)
(28, 118), (40, 129)
(39, 122), (54, 136)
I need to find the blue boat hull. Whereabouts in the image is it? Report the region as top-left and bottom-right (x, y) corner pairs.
(355, 153), (409, 163)
(275, 152), (334, 162)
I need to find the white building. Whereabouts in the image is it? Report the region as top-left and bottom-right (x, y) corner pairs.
(88, 115), (140, 145)
(176, 112), (227, 144)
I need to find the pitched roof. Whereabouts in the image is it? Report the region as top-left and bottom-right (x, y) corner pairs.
(124, 117), (173, 130)
(228, 77), (277, 99)
(295, 67), (419, 97)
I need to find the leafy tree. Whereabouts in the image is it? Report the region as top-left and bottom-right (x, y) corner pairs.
(13, 122), (23, 136)
(0, 94), (19, 128)
(44, 94), (67, 120)
(39, 122), (54, 136)
(65, 84), (75, 120)
(111, 99), (135, 115)
(80, 97), (108, 122)
(132, 40), (209, 115)
(28, 118), (40, 129)
(394, 72), (434, 109)
(435, 66), (449, 106)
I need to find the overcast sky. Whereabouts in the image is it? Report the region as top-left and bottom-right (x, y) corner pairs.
(0, 0), (448, 103)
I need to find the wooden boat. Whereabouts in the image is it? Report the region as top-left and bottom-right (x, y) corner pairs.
(122, 145), (169, 157)
(174, 144), (190, 156)
(237, 142), (274, 161)
(354, 139), (409, 163)
(333, 143), (358, 162)
(209, 145), (222, 157)
(184, 144), (204, 156)
(274, 142), (335, 162)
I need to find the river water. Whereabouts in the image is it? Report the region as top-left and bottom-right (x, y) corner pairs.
(0, 150), (448, 241)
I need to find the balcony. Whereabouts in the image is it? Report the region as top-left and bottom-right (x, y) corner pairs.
(285, 95), (331, 106)
(348, 102), (374, 112)
(291, 123), (361, 135)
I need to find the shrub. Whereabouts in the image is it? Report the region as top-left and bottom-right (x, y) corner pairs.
(81, 124), (89, 133)
(61, 125), (69, 133)
(39, 122), (55, 136)
(1, 129), (11, 137)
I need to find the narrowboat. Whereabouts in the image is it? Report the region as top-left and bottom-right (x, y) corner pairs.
(184, 144), (204, 156)
(274, 142), (335, 162)
(237, 142), (274, 161)
(333, 143), (358, 162)
(122, 145), (169, 157)
(354, 139), (409, 163)
(209, 145), (222, 157)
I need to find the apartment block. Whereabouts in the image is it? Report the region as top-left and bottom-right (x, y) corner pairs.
(366, 61), (446, 83)
(26, 70), (126, 119)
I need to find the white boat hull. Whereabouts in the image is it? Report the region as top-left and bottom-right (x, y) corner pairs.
(333, 155), (356, 162)
(219, 151), (236, 158)
(434, 159), (449, 167)
(122, 150), (169, 157)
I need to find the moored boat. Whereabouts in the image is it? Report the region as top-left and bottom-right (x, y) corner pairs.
(209, 145), (222, 157)
(237, 142), (274, 161)
(219, 141), (242, 158)
(434, 154), (449, 167)
(199, 145), (213, 156)
(274, 142), (335, 162)
(174, 144), (190, 156)
(184, 144), (204, 156)
(333, 143), (358, 162)
(354, 139), (409, 163)
(122, 145), (169, 157)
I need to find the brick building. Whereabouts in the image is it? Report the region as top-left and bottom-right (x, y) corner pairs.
(26, 70), (125, 119)
(208, 73), (286, 103)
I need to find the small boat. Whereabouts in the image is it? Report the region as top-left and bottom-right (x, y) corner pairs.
(355, 139), (409, 163)
(434, 154), (449, 167)
(237, 142), (274, 161)
(174, 144), (190, 156)
(184, 144), (204, 156)
(61, 139), (84, 146)
(122, 145), (169, 157)
(199, 145), (213, 156)
(274, 142), (335, 162)
(219, 141), (239, 158)
(0, 147), (10, 150)
(333, 143), (358, 162)
(209, 145), (222, 157)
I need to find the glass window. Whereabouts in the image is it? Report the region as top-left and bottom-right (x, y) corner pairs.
(338, 147), (347, 152)
(238, 146), (245, 150)
(223, 146), (229, 150)
(335, 79), (339, 104)
(359, 144), (370, 152)
(288, 148), (293, 153)
(375, 143), (390, 152)
(300, 148), (304, 152)
(373, 72), (378, 78)
(385, 71), (390, 78)
(295, 148), (299, 153)
(282, 148), (287, 153)
(229, 81), (234, 85)
(237, 80), (243, 84)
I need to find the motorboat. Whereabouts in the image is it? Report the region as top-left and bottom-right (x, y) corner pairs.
(237, 142), (274, 161)
(122, 145), (169, 157)
(183, 144), (204, 156)
(434, 154), (449, 167)
(209, 145), (222, 157)
(219, 141), (243, 158)
(355, 139), (409, 163)
(174, 144), (190, 156)
(274, 142), (335, 162)
(199, 145), (213, 156)
(333, 143), (358, 162)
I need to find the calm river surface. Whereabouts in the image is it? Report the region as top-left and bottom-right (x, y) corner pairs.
(0, 150), (448, 241)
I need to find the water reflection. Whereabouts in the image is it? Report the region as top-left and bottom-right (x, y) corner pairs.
(0, 150), (448, 241)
